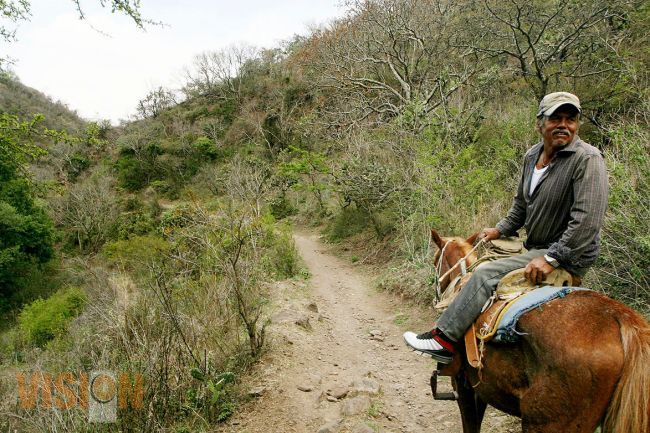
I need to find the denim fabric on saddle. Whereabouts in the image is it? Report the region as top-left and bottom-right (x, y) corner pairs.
(491, 285), (590, 343)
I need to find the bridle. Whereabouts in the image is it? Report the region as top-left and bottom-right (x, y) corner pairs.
(434, 240), (450, 301)
(433, 238), (485, 301)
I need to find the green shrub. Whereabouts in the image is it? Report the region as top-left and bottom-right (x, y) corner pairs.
(192, 136), (220, 160)
(113, 197), (160, 240)
(186, 370), (237, 423)
(18, 286), (86, 347)
(102, 235), (170, 271)
(116, 155), (150, 191)
(150, 179), (172, 194)
(115, 211), (157, 239)
(0, 203), (55, 292)
(268, 225), (299, 278)
(115, 142), (164, 191)
(0, 114), (56, 299)
(65, 152), (90, 181)
(185, 106), (210, 123)
(160, 205), (195, 237)
(269, 194), (297, 220)
(324, 207), (369, 242)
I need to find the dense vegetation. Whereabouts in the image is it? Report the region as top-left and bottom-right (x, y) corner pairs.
(1, 0), (648, 431)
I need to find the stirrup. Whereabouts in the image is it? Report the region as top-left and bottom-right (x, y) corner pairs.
(430, 364), (458, 401)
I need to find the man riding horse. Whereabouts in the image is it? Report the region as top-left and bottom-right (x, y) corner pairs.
(404, 91), (609, 363)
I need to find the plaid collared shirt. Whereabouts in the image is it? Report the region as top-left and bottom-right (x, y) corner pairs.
(496, 136), (608, 275)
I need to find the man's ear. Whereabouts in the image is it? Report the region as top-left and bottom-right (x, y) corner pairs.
(466, 232), (479, 245)
(431, 229), (445, 249)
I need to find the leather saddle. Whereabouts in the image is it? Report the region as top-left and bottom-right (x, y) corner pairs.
(438, 267), (579, 376)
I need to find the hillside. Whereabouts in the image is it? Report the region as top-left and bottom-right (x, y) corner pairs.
(0, 0), (648, 431)
(0, 71), (86, 132)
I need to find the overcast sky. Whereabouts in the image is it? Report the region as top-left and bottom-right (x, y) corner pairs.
(5, 0), (345, 123)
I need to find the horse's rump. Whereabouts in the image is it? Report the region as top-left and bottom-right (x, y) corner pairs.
(475, 290), (650, 432)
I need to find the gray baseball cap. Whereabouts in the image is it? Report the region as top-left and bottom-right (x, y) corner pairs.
(537, 92), (581, 117)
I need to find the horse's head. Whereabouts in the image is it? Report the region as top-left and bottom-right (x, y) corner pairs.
(431, 229), (479, 292)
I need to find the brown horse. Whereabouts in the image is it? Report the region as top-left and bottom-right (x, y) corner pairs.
(430, 229), (650, 433)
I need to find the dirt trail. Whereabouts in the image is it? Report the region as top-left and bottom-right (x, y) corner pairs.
(220, 231), (516, 433)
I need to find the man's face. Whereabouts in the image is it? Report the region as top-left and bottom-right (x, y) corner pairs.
(538, 105), (579, 149)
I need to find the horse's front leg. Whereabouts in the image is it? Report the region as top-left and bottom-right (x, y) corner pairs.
(454, 373), (487, 433)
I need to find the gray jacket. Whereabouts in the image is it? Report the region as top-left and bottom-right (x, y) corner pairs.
(496, 136), (608, 275)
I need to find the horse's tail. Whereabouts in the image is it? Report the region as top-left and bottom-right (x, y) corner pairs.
(604, 308), (650, 433)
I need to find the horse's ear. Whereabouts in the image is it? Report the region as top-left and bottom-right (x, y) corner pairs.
(431, 229), (445, 249)
(466, 232), (480, 246)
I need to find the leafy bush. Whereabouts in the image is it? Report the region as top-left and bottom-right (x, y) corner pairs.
(64, 152), (90, 181)
(113, 198), (159, 240)
(149, 179), (173, 194)
(115, 131), (164, 191)
(115, 154), (155, 191)
(186, 370), (237, 423)
(0, 203), (55, 291)
(324, 206), (369, 242)
(102, 235), (170, 271)
(0, 114), (55, 299)
(192, 136), (220, 160)
(18, 286), (86, 347)
(279, 146), (330, 214)
(160, 205), (195, 236)
(268, 194), (296, 220)
(266, 224), (299, 278)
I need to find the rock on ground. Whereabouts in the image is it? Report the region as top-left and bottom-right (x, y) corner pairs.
(317, 419), (341, 433)
(341, 395), (372, 416)
(349, 378), (381, 396)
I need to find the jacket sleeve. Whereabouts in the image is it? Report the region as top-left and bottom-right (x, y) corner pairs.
(546, 153), (608, 267)
(495, 163), (527, 236)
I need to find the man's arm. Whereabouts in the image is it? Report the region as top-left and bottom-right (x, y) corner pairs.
(546, 153), (608, 267)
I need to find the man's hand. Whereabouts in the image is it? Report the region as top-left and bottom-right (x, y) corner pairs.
(479, 228), (501, 242)
(524, 256), (555, 284)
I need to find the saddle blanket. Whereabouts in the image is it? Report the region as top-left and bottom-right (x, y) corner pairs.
(492, 285), (590, 343)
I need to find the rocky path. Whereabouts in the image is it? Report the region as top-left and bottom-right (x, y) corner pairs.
(219, 231), (517, 433)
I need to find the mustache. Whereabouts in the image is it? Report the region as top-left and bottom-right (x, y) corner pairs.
(552, 129), (570, 135)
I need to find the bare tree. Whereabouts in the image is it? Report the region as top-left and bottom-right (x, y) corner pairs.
(166, 203), (271, 358)
(307, 0), (476, 130)
(55, 177), (118, 252)
(184, 44), (259, 103)
(460, 0), (634, 99)
(226, 154), (272, 218)
(217, 204), (268, 357)
(136, 86), (177, 119)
